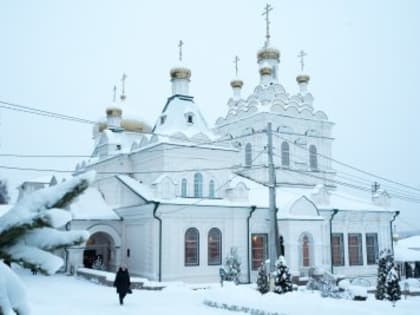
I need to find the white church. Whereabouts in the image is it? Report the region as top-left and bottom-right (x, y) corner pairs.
(17, 12), (398, 284)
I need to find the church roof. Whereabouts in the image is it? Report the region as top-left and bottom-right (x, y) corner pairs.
(153, 95), (216, 141)
(69, 187), (120, 220)
(230, 176), (393, 213)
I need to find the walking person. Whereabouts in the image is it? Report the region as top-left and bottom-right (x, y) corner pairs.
(113, 265), (131, 305)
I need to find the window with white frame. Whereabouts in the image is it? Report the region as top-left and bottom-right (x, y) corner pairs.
(366, 233), (378, 265)
(245, 143), (252, 167)
(281, 141), (290, 167)
(209, 180), (215, 198)
(251, 233), (268, 270)
(181, 178), (187, 197)
(348, 233), (363, 266)
(309, 145), (318, 170)
(194, 173), (203, 197)
(301, 235), (311, 267)
(208, 228), (222, 265)
(331, 233), (344, 266)
(185, 228), (199, 266)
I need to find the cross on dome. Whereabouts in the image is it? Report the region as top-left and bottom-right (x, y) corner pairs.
(178, 40), (184, 62)
(262, 3), (273, 47)
(112, 85), (117, 103)
(297, 50), (307, 73)
(234, 56), (240, 77)
(120, 73), (127, 101)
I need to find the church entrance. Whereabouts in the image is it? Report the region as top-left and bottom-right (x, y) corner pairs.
(83, 232), (116, 271)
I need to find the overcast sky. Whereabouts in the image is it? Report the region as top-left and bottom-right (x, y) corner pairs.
(0, 0), (419, 232)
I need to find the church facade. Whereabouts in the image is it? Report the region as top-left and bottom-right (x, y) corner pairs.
(51, 34), (400, 283)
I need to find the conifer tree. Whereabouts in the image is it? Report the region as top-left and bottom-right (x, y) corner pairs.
(0, 173), (93, 315)
(273, 256), (293, 294)
(385, 260), (401, 304)
(0, 180), (9, 205)
(256, 262), (269, 294)
(225, 247), (241, 284)
(375, 249), (391, 300)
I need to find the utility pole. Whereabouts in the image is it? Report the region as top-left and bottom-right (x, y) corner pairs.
(266, 122), (280, 272)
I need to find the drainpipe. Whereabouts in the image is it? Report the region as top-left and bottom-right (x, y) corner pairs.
(329, 209), (339, 274)
(64, 222), (71, 273)
(152, 202), (162, 282)
(247, 205), (257, 284)
(390, 211), (400, 256)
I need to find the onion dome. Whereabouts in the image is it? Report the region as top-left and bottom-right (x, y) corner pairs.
(230, 79), (244, 88)
(259, 66), (273, 76)
(120, 119), (152, 132)
(257, 47), (280, 63)
(170, 67), (191, 81)
(105, 107), (122, 117)
(296, 74), (310, 84)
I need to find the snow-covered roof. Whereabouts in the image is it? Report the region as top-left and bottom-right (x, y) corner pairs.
(116, 175), (249, 208)
(153, 95), (216, 140)
(0, 204), (12, 217)
(394, 245), (420, 262)
(231, 176), (392, 213)
(70, 188), (120, 220)
(397, 236), (420, 250)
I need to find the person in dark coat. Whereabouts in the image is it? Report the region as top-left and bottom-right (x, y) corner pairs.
(113, 265), (131, 305)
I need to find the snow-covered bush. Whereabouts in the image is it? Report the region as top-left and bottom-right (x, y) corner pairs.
(224, 247), (241, 284)
(0, 172), (93, 315)
(256, 262), (269, 294)
(272, 256), (292, 294)
(338, 279), (368, 301)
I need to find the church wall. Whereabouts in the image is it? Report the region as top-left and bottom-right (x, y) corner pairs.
(94, 176), (146, 208)
(129, 146), (165, 184)
(320, 210), (394, 277)
(116, 203), (159, 279)
(216, 112), (335, 187)
(278, 219), (327, 276)
(159, 204), (251, 283)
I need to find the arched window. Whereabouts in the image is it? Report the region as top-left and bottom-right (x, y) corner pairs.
(309, 145), (318, 170)
(185, 228), (199, 266)
(301, 235), (311, 267)
(245, 143), (252, 167)
(209, 180), (215, 198)
(208, 228), (222, 265)
(194, 173), (203, 198)
(181, 178), (187, 197)
(281, 141), (290, 167)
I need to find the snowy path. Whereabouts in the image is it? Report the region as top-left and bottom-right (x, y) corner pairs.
(21, 272), (420, 315)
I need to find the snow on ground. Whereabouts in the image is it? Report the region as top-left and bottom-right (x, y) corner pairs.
(19, 269), (420, 315)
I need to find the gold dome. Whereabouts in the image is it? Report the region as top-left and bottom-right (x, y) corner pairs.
(170, 67), (191, 80)
(259, 66), (272, 76)
(120, 119), (152, 132)
(257, 47), (280, 62)
(106, 107), (122, 117)
(296, 74), (310, 84)
(96, 119), (151, 133)
(230, 79), (244, 88)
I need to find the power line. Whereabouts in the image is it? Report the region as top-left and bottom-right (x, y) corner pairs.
(273, 132), (420, 193)
(0, 163), (266, 175)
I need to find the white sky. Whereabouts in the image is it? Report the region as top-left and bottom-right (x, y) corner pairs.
(0, 0), (419, 232)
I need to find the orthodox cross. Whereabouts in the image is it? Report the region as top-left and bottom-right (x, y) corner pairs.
(297, 50), (307, 72)
(262, 3), (273, 47)
(178, 40), (184, 62)
(120, 73), (127, 101)
(234, 56), (240, 77)
(112, 85), (117, 103)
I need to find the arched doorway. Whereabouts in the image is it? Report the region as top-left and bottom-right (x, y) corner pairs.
(83, 232), (116, 271)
